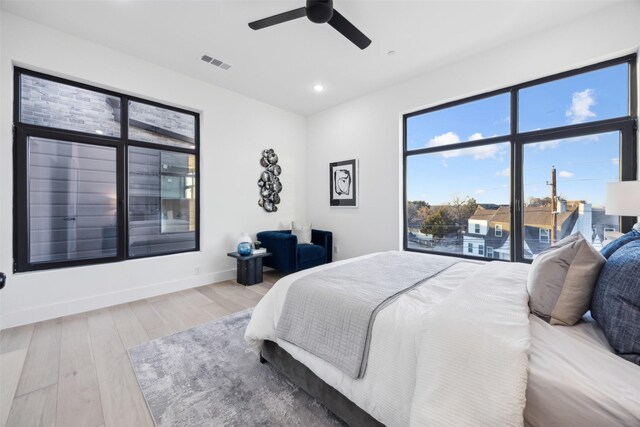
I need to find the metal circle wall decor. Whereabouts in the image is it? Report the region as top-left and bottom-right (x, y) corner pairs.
(258, 148), (282, 212)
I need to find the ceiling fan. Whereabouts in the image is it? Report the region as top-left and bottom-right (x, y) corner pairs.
(248, 0), (372, 50)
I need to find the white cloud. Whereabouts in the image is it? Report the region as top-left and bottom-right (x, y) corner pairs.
(531, 139), (561, 150)
(559, 171), (574, 178)
(531, 133), (600, 151)
(612, 157), (620, 166)
(427, 131), (460, 148)
(566, 88), (596, 124)
(475, 189), (486, 195)
(426, 132), (500, 160)
(443, 144), (500, 160)
(496, 167), (510, 177)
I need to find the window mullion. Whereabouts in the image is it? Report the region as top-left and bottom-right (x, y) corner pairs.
(620, 122), (638, 232)
(119, 96), (129, 260)
(510, 88), (523, 263)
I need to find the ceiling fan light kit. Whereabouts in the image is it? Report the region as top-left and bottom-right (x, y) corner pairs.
(248, 0), (371, 50)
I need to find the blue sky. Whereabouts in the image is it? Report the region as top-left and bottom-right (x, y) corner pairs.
(406, 64), (627, 207)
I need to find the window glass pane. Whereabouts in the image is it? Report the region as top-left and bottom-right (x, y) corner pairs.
(20, 74), (121, 137)
(128, 101), (196, 149)
(519, 63), (628, 132)
(523, 131), (620, 259)
(28, 137), (117, 263)
(128, 146), (196, 257)
(406, 93), (510, 151)
(406, 142), (511, 259)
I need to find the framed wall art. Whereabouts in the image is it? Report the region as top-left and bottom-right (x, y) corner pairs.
(329, 159), (358, 207)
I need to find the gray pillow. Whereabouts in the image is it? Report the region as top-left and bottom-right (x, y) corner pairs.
(527, 233), (605, 326)
(291, 221), (312, 244)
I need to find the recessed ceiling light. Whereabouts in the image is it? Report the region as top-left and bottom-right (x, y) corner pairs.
(312, 84), (325, 93)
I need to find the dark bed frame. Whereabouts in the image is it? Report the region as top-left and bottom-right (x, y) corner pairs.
(260, 340), (385, 427)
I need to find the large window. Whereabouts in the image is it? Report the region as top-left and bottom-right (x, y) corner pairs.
(404, 55), (637, 262)
(14, 69), (199, 272)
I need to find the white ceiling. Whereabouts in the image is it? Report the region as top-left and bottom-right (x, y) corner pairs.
(1, 0), (618, 116)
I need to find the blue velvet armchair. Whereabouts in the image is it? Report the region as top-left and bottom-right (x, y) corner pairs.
(256, 229), (333, 273)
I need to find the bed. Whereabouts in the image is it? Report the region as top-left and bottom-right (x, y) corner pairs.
(245, 252), (640, 427)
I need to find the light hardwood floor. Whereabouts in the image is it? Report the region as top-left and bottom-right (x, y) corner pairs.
(0, 271), (285, 427)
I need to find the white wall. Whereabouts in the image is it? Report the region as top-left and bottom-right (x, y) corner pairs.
(0, 13), (307, 328)
(306, 2), (640, 262)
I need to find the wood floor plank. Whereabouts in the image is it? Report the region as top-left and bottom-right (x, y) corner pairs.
(86, 308), (115, 338)
(57, 313), (104, 427)
(216, 281), (262, 307)
(195, 284), (253, 312)
(148, 298), (191, 332)
(145, 324), (175, 340)
(195, 285), (244, 313)
(128, 299), (166, 332)
(263, 270), (286, 284)
(6, 384), (57, 427)
(228, 280), (269, 298)
(246, 283), (270, 296)
(0, 324), (35, 354)
(15, 318), (62, 397)
(109, 304), (150, 349)
(0, 348), (28, 427)
(177, 288), (214, 307)
(145, 293), (169, 304)
(200, 300), (232, 319)
(129, 299), (175, 339)
(88, 309), (153, 427)
(165, 294), (215, 329)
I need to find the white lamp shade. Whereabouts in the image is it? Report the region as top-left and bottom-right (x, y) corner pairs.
(605, 181), (640, 216)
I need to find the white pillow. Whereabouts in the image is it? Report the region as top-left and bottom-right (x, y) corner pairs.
(291, 221), (312, 244)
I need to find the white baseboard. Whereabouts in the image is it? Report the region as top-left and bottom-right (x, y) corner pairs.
(1, 268), (237, 329)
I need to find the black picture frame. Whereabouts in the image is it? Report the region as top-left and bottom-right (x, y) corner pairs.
(329, 159), (357, 207)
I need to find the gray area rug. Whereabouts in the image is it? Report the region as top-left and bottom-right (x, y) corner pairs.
(128, 309), (344, 427)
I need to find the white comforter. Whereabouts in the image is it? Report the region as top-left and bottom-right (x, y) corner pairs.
(245, 252), (531, 426)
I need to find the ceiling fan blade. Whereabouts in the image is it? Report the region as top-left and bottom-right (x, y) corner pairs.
(327, 9), (371, 50)
(249, 7), (307, 30)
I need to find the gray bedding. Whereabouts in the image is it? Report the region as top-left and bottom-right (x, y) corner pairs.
(276, 251), (458, 378)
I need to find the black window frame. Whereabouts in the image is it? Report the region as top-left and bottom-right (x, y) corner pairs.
(403, 54), (637, 263)
(13, 67), (200, 272)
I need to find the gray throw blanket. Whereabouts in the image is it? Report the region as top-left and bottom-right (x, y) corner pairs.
(276, 251), (458, 378)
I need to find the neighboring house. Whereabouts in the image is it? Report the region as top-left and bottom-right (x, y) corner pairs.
(591, 207), (619, 244)
(463, 200), (595, 260)
(466, 206), (504, 258)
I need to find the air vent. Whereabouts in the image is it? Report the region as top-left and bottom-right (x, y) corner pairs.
(201, 54), (232, 71)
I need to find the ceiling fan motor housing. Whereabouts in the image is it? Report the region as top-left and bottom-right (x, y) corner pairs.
(306, 0), (334, 23)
